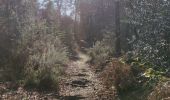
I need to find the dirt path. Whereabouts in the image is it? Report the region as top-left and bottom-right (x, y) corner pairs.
(59, 52), (104, 100)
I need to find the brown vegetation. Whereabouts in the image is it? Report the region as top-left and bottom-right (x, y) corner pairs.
(148, 81), (170, 100)
(100, 59), (134, 91)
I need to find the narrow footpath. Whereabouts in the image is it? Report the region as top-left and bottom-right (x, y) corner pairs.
(58, 52), (104, 100)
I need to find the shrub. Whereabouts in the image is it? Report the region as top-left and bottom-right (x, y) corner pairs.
(25, 64), (63, 90)
(0, 1), (71, 92)
(100, 59), (134, 92)
(24, 33), (68, 90)
(119, 55), (169, 100)
(148, 81), (170, 100)
(87, 40), (114, 69)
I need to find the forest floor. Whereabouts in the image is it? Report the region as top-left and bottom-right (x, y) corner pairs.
(58, 52), (105, 100)
(0, 52), (115, 100)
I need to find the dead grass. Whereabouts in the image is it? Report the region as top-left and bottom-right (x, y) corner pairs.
(99, 58), (135, 94)
(148, 81), (170, 100)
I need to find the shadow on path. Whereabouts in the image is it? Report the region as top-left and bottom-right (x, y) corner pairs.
(58, 95), (87, 100)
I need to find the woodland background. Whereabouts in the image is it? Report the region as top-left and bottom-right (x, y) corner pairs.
(0, 0), (170, 99)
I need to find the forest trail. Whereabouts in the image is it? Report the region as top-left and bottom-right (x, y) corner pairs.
(59, 52), (104, 100)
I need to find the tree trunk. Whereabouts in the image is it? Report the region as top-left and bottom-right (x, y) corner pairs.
(115, 0), (121, 57)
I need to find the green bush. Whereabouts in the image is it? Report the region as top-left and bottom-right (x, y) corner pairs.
(119, 55), (169, 100)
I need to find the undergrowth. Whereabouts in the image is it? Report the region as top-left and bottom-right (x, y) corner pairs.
(23, 30), (69, 91)
(87, 39), (114, 70)
(88, 42), (170, 100)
